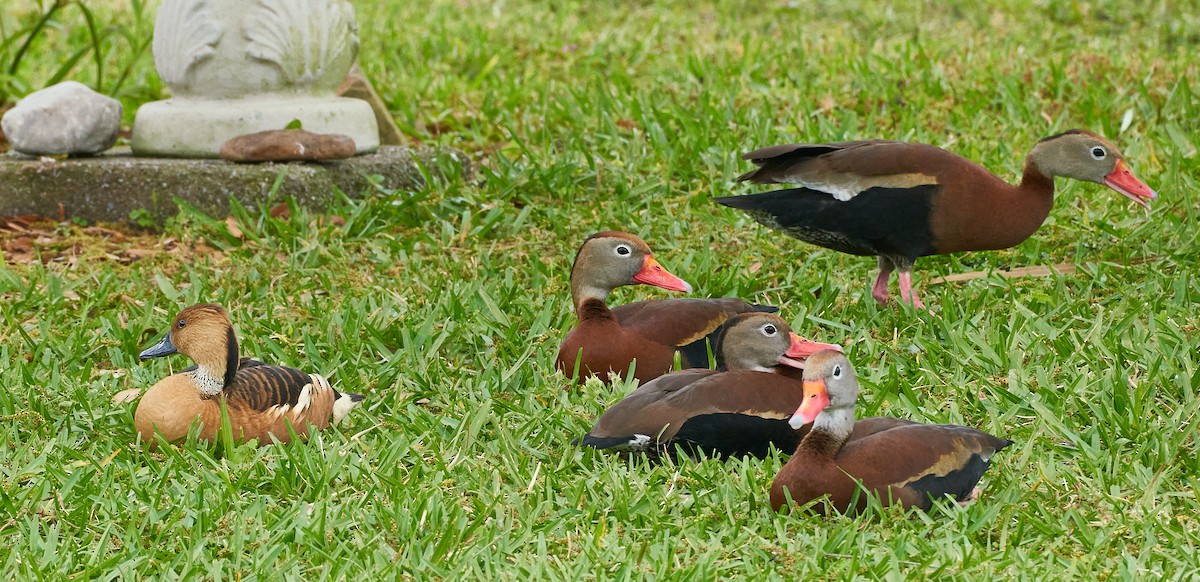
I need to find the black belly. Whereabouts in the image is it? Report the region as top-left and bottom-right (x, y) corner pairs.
(670, 413), (801, 459)
(715, 186), (939, 261)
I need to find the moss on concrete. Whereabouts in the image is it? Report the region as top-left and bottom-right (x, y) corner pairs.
(0, 146), (468, 225)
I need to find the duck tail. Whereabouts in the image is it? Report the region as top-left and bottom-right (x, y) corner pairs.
(331, 389), (365, 423)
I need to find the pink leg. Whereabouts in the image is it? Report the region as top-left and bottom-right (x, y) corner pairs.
(896, 269), (926, 310)
(958, 486), (982, 506)
(871, 257), (893, 305)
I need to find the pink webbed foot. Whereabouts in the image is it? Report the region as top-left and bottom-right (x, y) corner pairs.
(958, 486), (982, 506)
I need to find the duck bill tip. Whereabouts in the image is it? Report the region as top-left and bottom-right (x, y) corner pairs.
(789, 380), (830, 428)
(783, 333), (842, 363)
(632, 256), (692, 293)
(1104, 160), (1156, 210)
(139, 335), (177, 360)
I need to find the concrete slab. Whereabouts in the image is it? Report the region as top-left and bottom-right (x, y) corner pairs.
(0, 145), (467, 225)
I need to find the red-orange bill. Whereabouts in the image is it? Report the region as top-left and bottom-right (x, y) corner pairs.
(790, 379), (830, 429)
(632, 256), (693, 293)
(1104, 159), (1156, 210)
(778, 333), (842, 369)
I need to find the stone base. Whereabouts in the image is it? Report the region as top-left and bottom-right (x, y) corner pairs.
(0, 146), (467, 226)
(131, 96), (380, 158)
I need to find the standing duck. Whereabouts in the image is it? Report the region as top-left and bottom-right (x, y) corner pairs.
(715, 131), (1156, 308)
(557, 231), (807, 384)
(580, 312), (887, 459)
(770, 351), (1011, 514)
(135, 304), (364, 446)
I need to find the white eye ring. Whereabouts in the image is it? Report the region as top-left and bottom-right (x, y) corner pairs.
(831, 364), (843, 378)
(1090, 146), (1106, 160)
(615, 244), (632, 256)
(762, 324), (777, 337)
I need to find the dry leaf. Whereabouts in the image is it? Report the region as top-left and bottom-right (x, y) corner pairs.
(225, 216), (244, 239)
(112, 388), (142, 404)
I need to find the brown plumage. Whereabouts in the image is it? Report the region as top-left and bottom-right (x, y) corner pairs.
(716, 131), (1156, 309)
(557, 231), (798, 385)
(581, 312), (875, 459)
(770, 351), (1011, 514)
(135, 304), (364, 447)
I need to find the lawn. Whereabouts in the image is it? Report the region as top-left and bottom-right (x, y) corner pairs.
(1, 0), (1199, 579)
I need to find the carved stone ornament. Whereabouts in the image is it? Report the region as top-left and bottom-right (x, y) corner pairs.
(132, 0), (377, 157)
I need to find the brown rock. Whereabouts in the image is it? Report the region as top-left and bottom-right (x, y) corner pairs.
(338, 64), (405, 146)
(220, 129), (356, 162)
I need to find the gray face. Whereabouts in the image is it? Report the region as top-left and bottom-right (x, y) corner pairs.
(720, 313), (794, 371)
(803, 350), (860, 409)
(1030, 132), (1121, 184)
(571, 235), (650, 297)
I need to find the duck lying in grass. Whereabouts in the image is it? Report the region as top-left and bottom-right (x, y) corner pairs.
(579, 312), (883, 459)
(557, 231), (790, 385)
(771, 350), (1011, 514)
(135, 303), (364, 447)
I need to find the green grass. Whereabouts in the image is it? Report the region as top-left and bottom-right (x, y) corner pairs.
(2, 0), (1199, 578)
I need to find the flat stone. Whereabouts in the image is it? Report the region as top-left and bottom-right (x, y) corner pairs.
(2, 81), (123, 156)
(0, 145), (468, 226)
(221, 129), (356, 162)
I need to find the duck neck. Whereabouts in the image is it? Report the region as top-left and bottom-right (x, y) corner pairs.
(571, 275), (613, 318)
(1018, 159), (1056, 201)
(188, 327), (240, 396)
(575, 297), (616, 322)
(799, 406), (855, 458)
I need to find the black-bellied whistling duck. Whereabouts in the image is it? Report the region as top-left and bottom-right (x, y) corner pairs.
(136, 304), (364, 447)
(579, 312), (902, 459)
(715, 130), (1156, 309)
(557, 231), (824, 384)
(770, 351), (1011, 514)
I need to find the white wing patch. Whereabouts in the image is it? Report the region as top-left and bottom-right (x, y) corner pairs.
(628, 434), (652, 450)
(786, 172), (940, 201)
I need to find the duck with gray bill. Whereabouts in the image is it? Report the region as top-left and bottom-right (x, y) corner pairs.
(135, 304), (364, 447)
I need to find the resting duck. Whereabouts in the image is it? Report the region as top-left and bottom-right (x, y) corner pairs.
(770, 350), (1011, 514)
(135, 304), (364, 446)
(580, 312), (891, 459)
(715, 130), (1156, 309)
(557, 231), (807, 384)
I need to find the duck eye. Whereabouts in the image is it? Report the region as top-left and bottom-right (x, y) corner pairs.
(176, 319), (186, 329)
(832, 364), (842, 378)
(615, 244), (631, 256)
(1090, 146), (1106, 160)
(762, 324), (777, 336)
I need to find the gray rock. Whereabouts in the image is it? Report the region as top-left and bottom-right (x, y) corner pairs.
(2, 81), (123, 156)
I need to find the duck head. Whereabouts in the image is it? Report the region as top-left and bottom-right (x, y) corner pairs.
(141, 304), (239, 395)
(714, 312), (842, 372)
(1028, 130), (1156, 209)
(569, 231), (692, 308)
(790, 350), (859, 429)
